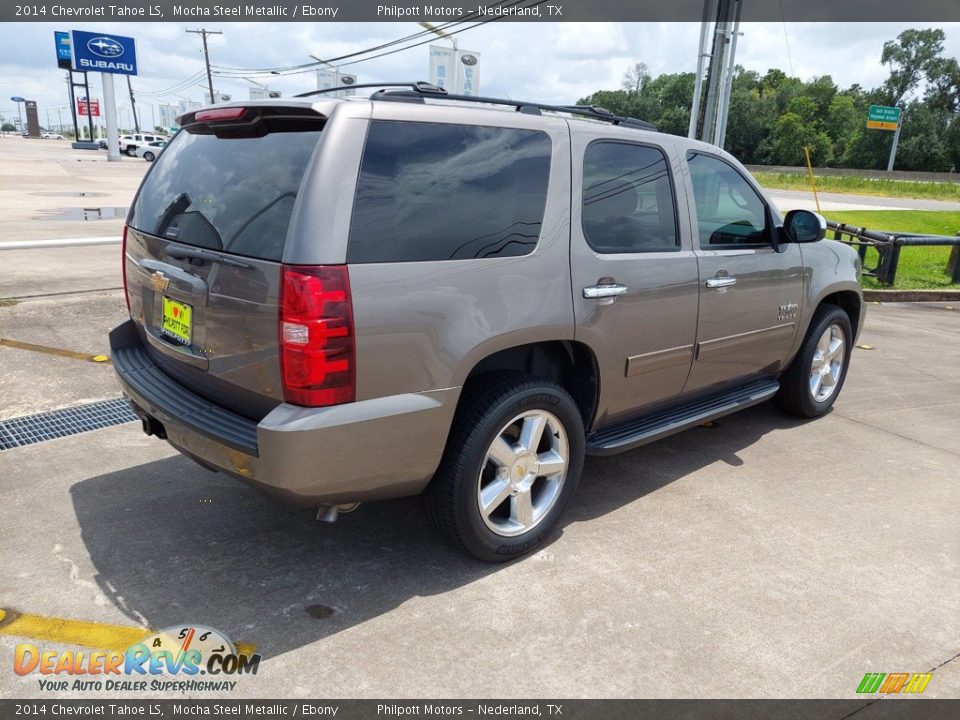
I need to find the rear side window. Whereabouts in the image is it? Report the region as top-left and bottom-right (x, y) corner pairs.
(129, 128), (323, 261)
(347, 121), (551, 263)
(581, 141), (678, 254)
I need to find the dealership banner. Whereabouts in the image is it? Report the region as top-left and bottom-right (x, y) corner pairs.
(4, 0), (960, 22)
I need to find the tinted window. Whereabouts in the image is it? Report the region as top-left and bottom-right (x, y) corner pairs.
(687, 152), (770, 247)
(348, 121), (551, 263)
(581, 142), (678, 254)
(130, 129), (323, 261)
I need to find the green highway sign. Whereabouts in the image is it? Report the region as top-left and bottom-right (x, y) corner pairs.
(867, 105), (901, 130)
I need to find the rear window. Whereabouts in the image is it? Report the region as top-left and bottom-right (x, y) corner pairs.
(129, 128), (323, 262)
(347, 121), (551, 263)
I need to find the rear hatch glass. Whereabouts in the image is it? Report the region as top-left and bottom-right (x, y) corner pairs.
(125, 109), (324, 420)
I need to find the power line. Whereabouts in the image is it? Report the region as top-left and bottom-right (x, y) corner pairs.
(209, 0), (533, 79)
(185, 28), (223, 102)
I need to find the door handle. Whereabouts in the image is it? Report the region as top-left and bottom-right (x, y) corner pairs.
(583, 283), (628, 299)
(705, 276), (737, 289)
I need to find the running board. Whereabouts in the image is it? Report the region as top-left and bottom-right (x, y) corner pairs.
(585, 379), (780, 456)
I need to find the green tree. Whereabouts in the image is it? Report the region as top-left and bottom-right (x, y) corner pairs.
(894, 103), (952, 171)
(805, 75), (838, 115)
(924, 56), (960, 113)
(881, 28), (946, 104)
(944, 116), (960, 171)
(1, 122), (15, 132)
(622, 62), (651, 95)
(768, 113), (834, 167)
(786, 95), (818, 124)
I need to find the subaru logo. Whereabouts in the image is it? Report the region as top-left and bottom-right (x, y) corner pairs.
(87, 37), (124, 59)
(460, 54), (478, 66)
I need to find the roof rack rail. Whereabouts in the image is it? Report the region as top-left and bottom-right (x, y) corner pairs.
(295, 80), (657, 132)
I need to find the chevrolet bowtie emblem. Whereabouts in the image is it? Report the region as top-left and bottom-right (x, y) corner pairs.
(151, 271), (169, 292)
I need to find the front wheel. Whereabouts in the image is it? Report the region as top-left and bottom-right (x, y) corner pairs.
(775, 305), (853, 418)
(425, 374), (585, 562)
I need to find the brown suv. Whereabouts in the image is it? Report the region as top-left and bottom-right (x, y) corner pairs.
(110, 83), (864, 561)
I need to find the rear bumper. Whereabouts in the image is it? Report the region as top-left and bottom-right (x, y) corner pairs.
(110, 320), (458, 505)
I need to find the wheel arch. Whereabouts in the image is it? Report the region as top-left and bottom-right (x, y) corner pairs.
(461, 340), (600, 432)
(818, 289), (863, 340)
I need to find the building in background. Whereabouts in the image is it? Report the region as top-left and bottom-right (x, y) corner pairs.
(159, 103), (178, 131)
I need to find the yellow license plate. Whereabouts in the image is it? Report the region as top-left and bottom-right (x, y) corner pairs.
(161, 297), (192, 345)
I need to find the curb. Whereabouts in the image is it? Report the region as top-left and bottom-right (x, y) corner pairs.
(863, 289), (960, 302)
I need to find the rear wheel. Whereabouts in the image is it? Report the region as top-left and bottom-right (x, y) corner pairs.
(125, 146), (137, 156)
(143, 152), (155, 162)
(425, 374), (584, 562)
(775, 305), (852, 418)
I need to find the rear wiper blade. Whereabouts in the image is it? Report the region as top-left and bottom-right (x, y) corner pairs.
(166, 245), (252, 268)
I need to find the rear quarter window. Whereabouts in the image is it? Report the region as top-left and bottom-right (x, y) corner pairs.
(129, 128), (323, 262)
(347, 121), (552, 263)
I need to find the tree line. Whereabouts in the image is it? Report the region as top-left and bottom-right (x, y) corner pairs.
(578, 28), (960, 172)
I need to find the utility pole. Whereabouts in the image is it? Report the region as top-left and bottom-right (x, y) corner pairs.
(689, 0), (742, 147)
(186, 28), (223, 104)
(126, 75), (140, 133)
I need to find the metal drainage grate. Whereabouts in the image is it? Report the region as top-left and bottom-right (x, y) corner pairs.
(0, 398), (137, 451)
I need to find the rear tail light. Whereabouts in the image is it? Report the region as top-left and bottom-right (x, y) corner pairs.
(121, 225), (130, 315)
(279, 265), (355, 407)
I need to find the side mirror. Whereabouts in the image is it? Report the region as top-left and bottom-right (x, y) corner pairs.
(782, 209), (827, 244)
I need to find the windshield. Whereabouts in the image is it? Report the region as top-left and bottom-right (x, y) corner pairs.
(129, 127), (323, 262)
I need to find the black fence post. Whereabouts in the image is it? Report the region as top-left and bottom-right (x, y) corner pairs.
(951, 234), (960, 284)
(883, 241), (902, 286)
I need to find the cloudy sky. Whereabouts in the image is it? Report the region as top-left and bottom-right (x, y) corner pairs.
(1, 21), (958, 128)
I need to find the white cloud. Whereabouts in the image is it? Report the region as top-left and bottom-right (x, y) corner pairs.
(550, 22), (629, 58)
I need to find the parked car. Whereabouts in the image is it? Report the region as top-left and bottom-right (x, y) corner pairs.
(41, 132), (64, 139)
(118, 133), (167, 156)
(135, 140), (166, 162)
(110, 84), (864, 561)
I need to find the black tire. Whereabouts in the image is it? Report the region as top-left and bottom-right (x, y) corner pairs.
(143, 152), (155, 162)
(775, 304), (853, 418)
(424, 373), (585, 562)
(125, 146), (136, 156)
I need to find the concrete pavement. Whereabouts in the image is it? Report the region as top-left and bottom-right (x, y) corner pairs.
(0, 135), (147, 245)
(0, 298), (957, 699)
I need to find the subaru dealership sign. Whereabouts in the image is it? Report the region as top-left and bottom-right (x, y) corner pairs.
(70, 30), (138, 75)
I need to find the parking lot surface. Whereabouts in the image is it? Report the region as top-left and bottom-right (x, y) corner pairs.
(0, 138), (957, 700)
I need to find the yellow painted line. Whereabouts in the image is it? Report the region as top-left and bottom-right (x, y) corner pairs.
(0, 609), (255, 656)
(0, 338), (111, 364)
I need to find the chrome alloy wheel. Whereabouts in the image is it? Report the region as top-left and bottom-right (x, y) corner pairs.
(809, 323), (845, 403)
(477, 410), (569, 538)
